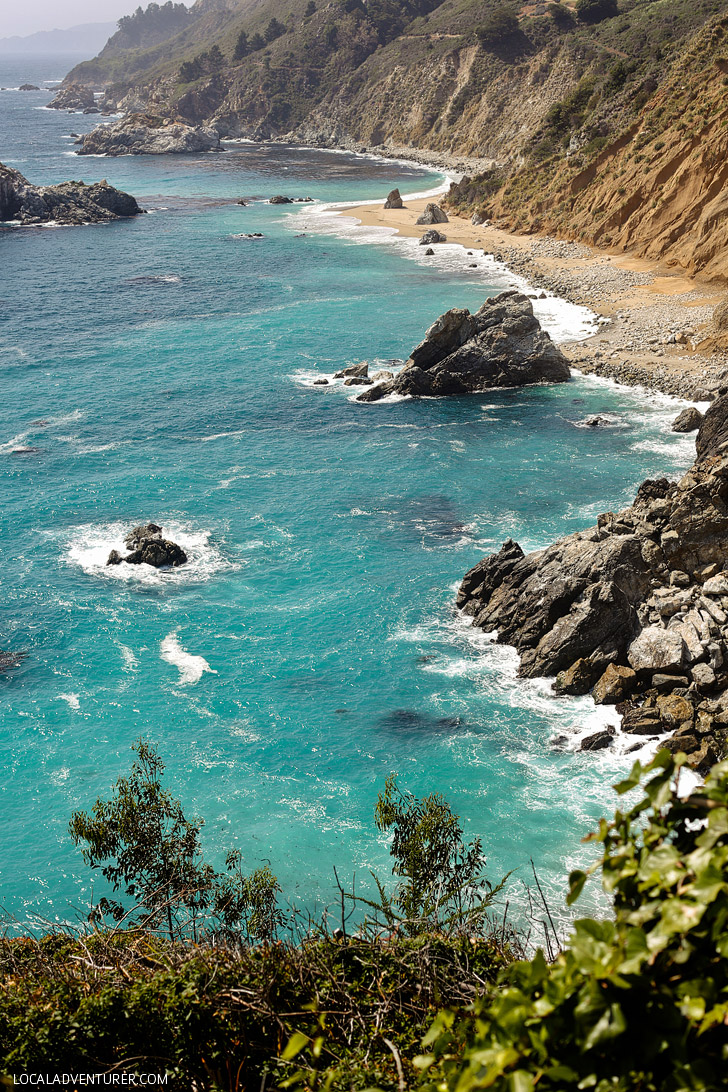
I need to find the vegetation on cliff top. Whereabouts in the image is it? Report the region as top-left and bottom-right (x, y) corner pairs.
(3, 744), (728, 1088)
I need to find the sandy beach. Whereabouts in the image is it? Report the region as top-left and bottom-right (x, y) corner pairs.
(336, 195), (728, 402)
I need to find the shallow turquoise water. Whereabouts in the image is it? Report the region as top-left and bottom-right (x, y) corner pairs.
(0, 56), (697, 928)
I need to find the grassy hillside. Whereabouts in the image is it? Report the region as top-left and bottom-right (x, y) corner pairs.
(65, 0), (728, 278)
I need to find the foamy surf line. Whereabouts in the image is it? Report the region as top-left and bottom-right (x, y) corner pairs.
(160, 633), (216, 685)
(292, 203), (597, 344)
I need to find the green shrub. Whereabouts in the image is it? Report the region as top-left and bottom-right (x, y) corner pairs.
(476, 5), (520, 45)
(576, 0), (619, 24)
(419, 751), (728, 1091)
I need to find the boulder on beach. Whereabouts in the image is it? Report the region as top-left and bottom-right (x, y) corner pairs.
(357, 291), (570, 402)
(419, 229), (447, 245)
(672, 406), (704, 433)
(416, 203), (448, 225)
(76, 114), (222, 156)
(384, 188), (403, 209)
(0, 161), (142, 226)
(46, 84), (95, 111)
(455, 393), (728, 772)
(106, 523), (188, 569)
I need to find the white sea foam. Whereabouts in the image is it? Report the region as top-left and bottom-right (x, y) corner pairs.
(58, 693), (81, 710)
(290, 204), (596, 344)
(160, 633), (216, 685)
(65, 520), (235, 584)
(118, 644), (138, 672)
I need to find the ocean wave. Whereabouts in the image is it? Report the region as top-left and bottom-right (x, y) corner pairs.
(65, 521), (235, 585)
(160, 633), (216, 685)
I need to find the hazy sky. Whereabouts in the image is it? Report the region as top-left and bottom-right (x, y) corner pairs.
(4, 0), (142, 39)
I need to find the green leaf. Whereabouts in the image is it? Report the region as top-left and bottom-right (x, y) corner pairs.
(281, 1031), (310, 1060)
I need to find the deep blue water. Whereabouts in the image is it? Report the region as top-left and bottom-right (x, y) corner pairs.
(0, 55), (697, 928)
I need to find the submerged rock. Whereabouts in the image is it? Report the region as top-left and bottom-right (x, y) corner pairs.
(76, 114), (222, 156)
(0, 161), (142, 226)
(384, 188), (403, 209)
(456, 394), (728, 771)
(416, 203), (448, 225)
(106, 522), (188, 569)
(358, 291), (569, 402)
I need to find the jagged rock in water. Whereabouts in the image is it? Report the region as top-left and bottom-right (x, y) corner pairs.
(672, 407), (704, 433)
(419, 229), (447, 245)
(269, 195), (293, 204)
(334, 362), (368, 379)
(579, 727), (615, 751)
(19, 84), (40, 92)
(456, 397), (728, 771)
(424, 247), (435, 255)
(46, 84), (95, 110)
(0, 162), (142, 226)
(384, 188), (403, 209)
(76, 114), (222, 156)
(416, 202), (448, 225)
(358, 292), (569, 402)
(106, 522), (187, 568)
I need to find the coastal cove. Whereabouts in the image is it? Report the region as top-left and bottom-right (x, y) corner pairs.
(0, 55), (706, 930)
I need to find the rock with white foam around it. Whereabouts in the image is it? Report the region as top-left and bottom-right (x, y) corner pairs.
(358, 291), (569, 402)
(106, 523), (187, 568)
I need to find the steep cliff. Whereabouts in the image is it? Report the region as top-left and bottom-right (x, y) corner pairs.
(62, 0), (728, 278)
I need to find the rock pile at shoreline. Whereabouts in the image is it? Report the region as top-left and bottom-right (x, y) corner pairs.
(76, 115), (222, 156)
(457, 394), (728, 770)
(47, 84), (95, 111)
(357, 291), (570, 402)
(107, 523), (188, 568)
(0, 162), (142, 226)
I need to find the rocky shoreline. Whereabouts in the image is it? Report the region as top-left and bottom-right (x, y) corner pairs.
(456, 395), (728, 772)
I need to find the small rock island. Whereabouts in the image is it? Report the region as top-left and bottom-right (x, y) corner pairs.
(0, 162), (142, 226)
(107, 523), (188, 568)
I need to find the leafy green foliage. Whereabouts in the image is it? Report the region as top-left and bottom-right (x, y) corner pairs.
(576, 0), (619, 24)
(232, 29), (249, 61)
(476, 5), (520, 46)
(363, 774), (503, 935)
(113, 1), (194, 51)
(68, 738), (281, 943)
(418, 751), (728, 1091)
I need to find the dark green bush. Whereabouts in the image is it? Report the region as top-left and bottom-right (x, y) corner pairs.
(418, 752), (728, 1091)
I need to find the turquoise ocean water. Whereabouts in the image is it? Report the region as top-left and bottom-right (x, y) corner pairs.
(0, 55), (698, 928)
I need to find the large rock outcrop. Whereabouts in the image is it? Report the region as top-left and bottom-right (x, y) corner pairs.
(0, 162), (142, 226)
(46, 84), (96, 111)
(357, 291), (570, 402)
(76, 114), (222, 156)
(457, 394), (728, 771)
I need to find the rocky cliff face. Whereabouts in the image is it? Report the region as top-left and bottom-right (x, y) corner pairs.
(358, 291), (569, 402)
(0, 163), (142, 225)
(76, 114), (222, 155)
(61, 1), (728, 279)
(457, 395), (728, 770)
